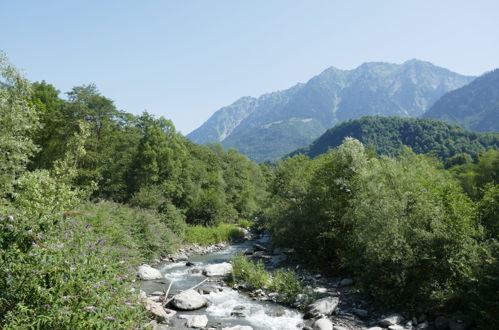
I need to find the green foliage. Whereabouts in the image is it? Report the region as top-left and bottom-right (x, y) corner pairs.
(268, 138), (485, 314)
(185, 223), (243, 246)
(467, 241), (499, 329)
(231, 254), (271, 289)
(292, 116), (499, 162)
(269, 269), (305, 305)
(0, 159), (148, 328)
(0, 53), (39, 195)
(231, 254), (309, 306)
(348, 153), (480, 311)
(478, 183), (499, 239)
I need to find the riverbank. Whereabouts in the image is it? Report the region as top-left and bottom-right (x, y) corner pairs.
(138, 233), (468, 330)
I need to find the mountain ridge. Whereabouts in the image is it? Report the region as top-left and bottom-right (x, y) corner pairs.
(423, 68), (499, 132)
(188, 60), (475, 161)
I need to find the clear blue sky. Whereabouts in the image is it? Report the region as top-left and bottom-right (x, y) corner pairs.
(1, 0), (498, 134)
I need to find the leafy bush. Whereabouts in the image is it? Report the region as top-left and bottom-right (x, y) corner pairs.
(80, 201), (179, 260)
(185, 223), (243, 245)
(231, 254), (309, 306)
(269, 269), (305, 305)
(347, 153), (480, 311)
(231, 254), (271, 289)
(0, 171), (148, 328)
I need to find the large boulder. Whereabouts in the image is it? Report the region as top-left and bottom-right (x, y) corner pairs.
(313, 318), (333, 330)
(138, 264), (163, 280)
(141, 297), (176, 322)
(178, 314), (208, 328)
(379, 314), (404, 327)
(305, 296), (340, 318)
(203, 262), (233, 277)
(171, 289), (207, 311)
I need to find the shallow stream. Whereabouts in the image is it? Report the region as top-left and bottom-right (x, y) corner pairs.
(141, 238), (305, 329)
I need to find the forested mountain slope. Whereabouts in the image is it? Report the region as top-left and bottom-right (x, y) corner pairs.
(423, 69), (499, 132)
(188, 60), (474, 161)
(290, 116), (499, 160)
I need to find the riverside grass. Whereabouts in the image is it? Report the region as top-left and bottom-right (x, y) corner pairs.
(185, 223), (244, 246)
(231, 254), (310, 306)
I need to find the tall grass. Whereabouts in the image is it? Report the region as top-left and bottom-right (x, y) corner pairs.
(185, 223), (244, 245)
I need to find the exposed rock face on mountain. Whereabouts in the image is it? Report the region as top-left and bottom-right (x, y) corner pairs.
(424, 68), (499, 132)
(188, 60), (474, 161)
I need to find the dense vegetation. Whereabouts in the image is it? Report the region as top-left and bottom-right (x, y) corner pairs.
(188, 60), (474, 161)
(0, 54), (268, 328)
(424, 68), (499, 132)
(1, 53), (497, 329)
(290, 116), (499, 161)
(267, 138), (498, 327)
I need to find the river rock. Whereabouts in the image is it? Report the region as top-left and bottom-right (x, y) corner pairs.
(203, 262), (233, 277)
(313, 318), (333, 330)
(141, 297), (176, 322)
(253, 243), (267, 251)
(171, 289), (207, 310)
(271, 254), (287, 265)
(222, 326), (253, 330)
(379, 314), (404, 327)
(179, 314), (208, 328)
(333, 326), (348, 330)
(138, 264), (164, 280)
(305, 296), (340, 318)
(352, 308), (368, 318)
(388, 326), (404, 330)
(339, 278), (353, 286)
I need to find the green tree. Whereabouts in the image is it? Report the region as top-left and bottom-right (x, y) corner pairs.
(0, 52), (39, 196)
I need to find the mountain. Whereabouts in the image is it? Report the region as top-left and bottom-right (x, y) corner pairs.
(188, 60), (475, 162)
(290, 116), (499, 161)
(423, 69), (499, 132)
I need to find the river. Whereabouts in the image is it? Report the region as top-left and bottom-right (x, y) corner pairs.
(141, 237), (305, 329)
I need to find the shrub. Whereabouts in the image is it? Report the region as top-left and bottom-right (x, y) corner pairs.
(231, 254), (271, 289)
(185, 223), (243, 246)
(0, 171), (148, 328)
(348, 153), (481, 311)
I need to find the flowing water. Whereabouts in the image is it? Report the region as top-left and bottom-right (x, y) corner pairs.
(141, 239), (305, 329)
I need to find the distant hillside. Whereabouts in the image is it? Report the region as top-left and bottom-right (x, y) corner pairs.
(423, 69), (499, 132)
(188, 60), (474, 162)
(290, 116), (499, 160)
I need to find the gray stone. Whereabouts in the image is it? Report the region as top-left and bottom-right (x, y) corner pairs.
(203, 262), (233, 277)
(366, 328), (383, 330)
(379, 314), (405, 327)
(171, 289), (207, 311)
(178, 314), (208, 328)
(271, 254), (287, 265)
(388, 326), (404, 330)
(313, 318), (333, 330)
(352, 308), (368, 318)
(141, 297), (176, 322)
(138, 264), (163, 280)
(333, 326), (348, 330)
(417, 321), (429, 329)
(253, 243), (267, 251)
(306, 296), (340, 318)
(222, 326), (253, 330)
(339, 278), (354, 286)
